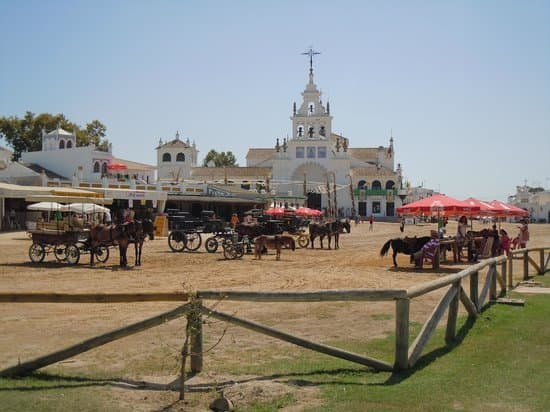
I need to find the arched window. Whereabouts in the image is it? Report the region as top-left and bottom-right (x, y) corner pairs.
(59, 140), (65, 149)
(357, 180), (367, 190)
(297, 125), (304, 137)
(176, 152), (185, 162)
(93, 161), (100, 173)
(101, 162), (107, 174)
(385, 180), (395, 190)
(162, 153), (171, 162)
(372, 180), (382, 190)
(66, 140), (72, 148)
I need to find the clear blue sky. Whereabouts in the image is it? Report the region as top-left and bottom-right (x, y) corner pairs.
(1, 1), (549, 201)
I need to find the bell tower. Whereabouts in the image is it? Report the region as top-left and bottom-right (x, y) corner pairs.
(291, 48), (333, 141)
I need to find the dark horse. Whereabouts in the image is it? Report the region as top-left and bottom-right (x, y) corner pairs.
(309, 219), (351, 249)
(126, 219), (155, 266)
(89, 219), (155, 267)
(89, 223), (128, 267)
(380, 236), (431, 267)
(254, 235), (295, 260)
(235, 222), (283, 241)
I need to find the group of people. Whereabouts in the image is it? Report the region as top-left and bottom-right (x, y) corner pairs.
(413, 217), (531, 269)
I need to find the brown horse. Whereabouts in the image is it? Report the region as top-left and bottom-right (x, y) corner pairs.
(309, 219), (351, 249)
(89, 223), (129, 267)
(254, 235), (295, 260)
(125, 219), (155, 266)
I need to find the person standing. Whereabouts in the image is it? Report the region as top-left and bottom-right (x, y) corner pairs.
(499, 229), (511, 255)
(369, 215), (374, 231)
(230, 213), (239, 229)
(400, 217), (405, 233)
(518, 221), (529, 249)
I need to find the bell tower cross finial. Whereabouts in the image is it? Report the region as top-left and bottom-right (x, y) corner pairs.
(301, 47), (321, 75)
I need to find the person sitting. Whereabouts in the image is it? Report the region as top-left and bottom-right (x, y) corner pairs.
(414, 230), (440, 269)
(243, 213), (254, 225)
(69, 213), (84, 231)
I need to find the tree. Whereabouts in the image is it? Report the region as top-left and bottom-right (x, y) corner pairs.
(0, 112), (110, 160)
(202, 150), (238, 167)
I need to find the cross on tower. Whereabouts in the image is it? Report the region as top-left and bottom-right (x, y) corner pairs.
(301, 47), (321, 75)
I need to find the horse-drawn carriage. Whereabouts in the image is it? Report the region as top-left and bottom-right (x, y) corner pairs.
(26, 200), (112, 265)
(167, 210), (227, 252)
(26, 199), (154, 267)
(28, 228), (109, 265)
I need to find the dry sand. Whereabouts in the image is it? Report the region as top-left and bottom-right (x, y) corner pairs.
(1, 220), (548, 410)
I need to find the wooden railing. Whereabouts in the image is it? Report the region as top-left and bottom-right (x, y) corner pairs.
(0, 247), (548, 377)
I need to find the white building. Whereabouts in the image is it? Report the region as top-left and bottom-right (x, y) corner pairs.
(245, 56), (403, 218)
(156, 131), (198, 182)
(509, 185), (550, 222)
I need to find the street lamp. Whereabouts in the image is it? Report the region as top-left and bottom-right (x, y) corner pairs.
(325, 173), (332, 217)
(346, 174), (356, 217)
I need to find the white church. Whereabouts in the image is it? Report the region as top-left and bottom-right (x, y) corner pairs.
(191, 49), (405, 217)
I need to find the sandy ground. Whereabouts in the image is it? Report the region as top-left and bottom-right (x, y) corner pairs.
(1, 220), (548, 410)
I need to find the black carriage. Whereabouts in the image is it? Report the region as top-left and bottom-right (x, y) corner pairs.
(167, 210), (228, 252)
(28, 229), (109, 265)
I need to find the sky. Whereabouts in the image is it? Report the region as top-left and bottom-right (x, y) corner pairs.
(1, 1), (549, 202)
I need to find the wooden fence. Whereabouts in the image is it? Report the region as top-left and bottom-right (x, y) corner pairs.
(0, 247), (548, 377)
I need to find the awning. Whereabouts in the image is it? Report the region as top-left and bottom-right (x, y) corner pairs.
(25, 195), (113, 205)
(106, 163), (128, 171)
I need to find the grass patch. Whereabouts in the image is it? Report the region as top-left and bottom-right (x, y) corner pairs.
(371, 313), (393, 321)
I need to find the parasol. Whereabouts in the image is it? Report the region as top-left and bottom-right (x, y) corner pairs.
(489, 200), (528, 218)
(397, 194), (479, 217)
(107, 162), (128, 171)
(264, 206), (285, 215)
(463, 198), (498, 217)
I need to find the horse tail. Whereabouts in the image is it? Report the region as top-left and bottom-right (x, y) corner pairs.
(380, 239), (392, 257)
(290, 237), (295, 251)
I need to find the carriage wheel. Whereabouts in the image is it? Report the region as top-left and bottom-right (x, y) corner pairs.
(29, 243), (45, 263)
(223, 244), (238, 260)
(54, 245), (68, 261)
(94, 245), (110, 263)
(234, 243), (245, 258)
(168, 231), (186, 252)
(185, 232), (202, 251)
(65, 245), (80, 265)
(205, 237), (219, 253)
(297, 234), (310, 249)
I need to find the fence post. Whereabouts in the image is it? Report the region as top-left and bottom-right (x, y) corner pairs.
(490, 263), (497, 301)
(470, 271), (479, 311)
(445, 281), (460, 343)
(394, 297), (410, 371)
(523, 251), (529, 280)
(189, 298), (203, 373)
(508, 254), (514, 288)
(501, 260), (507, 295)
(540, 250), (545, 275)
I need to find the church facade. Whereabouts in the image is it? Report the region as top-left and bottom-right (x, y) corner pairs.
(244, 53), (404, 218)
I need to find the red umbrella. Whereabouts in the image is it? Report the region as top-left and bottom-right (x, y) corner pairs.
(264, 206), (285, 216)
(295, 207), (321, 217)
(463, 198), (498, 217)
(489, 200), (528, 217)
(397, 194), (480, 217)
(107, 162), (128, 171)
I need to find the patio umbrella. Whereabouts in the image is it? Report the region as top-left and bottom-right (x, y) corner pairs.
(295, 207), (322, 217)
(27, 202), (68, 212)
(264, 206), (285, 216)
(67, 203), (110, 214)
(463, 198), (498, 217)
(396, 194), (480, 217)
(489, 200), (528, 218)
(107, 162), (127, 171)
